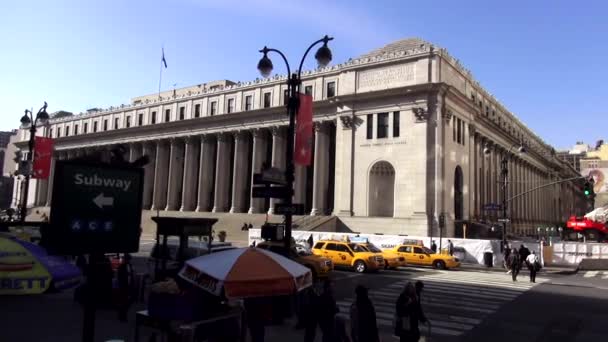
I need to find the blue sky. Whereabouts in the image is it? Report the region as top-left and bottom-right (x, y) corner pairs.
(0, 0), (606, 149)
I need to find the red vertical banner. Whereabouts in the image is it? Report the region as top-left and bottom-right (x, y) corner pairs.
(295, 94), (313, 166)
(33, 137), (54, 179)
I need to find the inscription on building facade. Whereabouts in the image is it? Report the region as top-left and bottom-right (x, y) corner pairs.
(357, 63), (416, 92)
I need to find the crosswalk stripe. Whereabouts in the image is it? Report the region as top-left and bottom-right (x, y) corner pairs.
(389, 282), (521, 299)
(370, 290), (501, 310)
(412, 276), (539, 291)
(584, 271), (599, 278)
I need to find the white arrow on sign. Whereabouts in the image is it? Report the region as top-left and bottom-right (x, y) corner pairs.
(93, 193), (114, 208)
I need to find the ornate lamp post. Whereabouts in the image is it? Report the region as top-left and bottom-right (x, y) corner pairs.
(256, 36), (334, 253)
(19, 102), (49, 222)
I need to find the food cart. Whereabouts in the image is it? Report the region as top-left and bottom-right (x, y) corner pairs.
(150, 217), (219, 281)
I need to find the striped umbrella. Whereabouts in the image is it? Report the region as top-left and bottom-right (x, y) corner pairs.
(178, 247), (313, 299)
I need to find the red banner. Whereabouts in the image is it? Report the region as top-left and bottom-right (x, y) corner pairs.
(295, 94), (313, 166)
(33, 137), (54, 179)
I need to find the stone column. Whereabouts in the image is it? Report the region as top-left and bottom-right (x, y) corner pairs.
(180, 137), (200, 211)
(480, 138), (486, 219)
(142, 142), (156, 209)
(196, 135), (216, 212)
(36, 179), (48, 206)
(212, 133), (231, 212)
(165, 138), (185, 211)
(230, 131), (250, 213)
(248, 129), (268, 214)
(151, 140), (170, 211)
(45, 154), (57, 206)
(311, 122), (330, 215)
(268, 126), (286, 215)
(469, 129), (477, 219)
(129, 143), (142, 163)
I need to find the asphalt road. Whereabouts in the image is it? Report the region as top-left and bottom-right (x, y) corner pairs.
(329, 267), (608, 342)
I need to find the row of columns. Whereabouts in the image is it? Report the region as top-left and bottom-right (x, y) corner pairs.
(36, 122), (334, 216)
(471, 133), (562, 234)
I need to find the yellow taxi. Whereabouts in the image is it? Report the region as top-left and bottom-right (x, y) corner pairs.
(256, 240), (333, 279)
(350, 237), (407, 269)
(312, 239), (384, 273)
(391, 241), (460, 269)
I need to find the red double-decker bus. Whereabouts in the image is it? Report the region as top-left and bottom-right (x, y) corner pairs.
(565, 216), (608, 242)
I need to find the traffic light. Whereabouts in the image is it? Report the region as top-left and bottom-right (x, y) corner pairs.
(583, 178), (596, 198)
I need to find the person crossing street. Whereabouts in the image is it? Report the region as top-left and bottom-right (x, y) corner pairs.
(507, 248), (521, 281)
(526, 251), (540, 283)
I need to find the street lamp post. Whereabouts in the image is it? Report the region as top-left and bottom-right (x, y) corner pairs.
(19, 102), (49, 222)
(499, 143), (526, 252)
(257, 36), (334, 253)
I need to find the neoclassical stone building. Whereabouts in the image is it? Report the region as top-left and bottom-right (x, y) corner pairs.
(14, 38), (587, 237)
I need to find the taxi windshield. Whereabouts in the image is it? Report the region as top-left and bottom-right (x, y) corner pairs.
(348, 243), (368, 253)
(421, 247), (435, 254)
(365, 243), (382, 253)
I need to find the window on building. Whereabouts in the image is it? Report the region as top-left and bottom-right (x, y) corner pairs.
(65, 126), (70, 137)
(74, 124), (79, 135)
(93, 122), (98, 132)
(210, 101), (217, 115)
(114, 118), (119, 129)
(194, 104), (200, 118)
(49, 128), (53, 137)
(151, 111), (157, 124)
(453, 117), (457, 142)
(263, 92), (271, 108)
(326, 81), (336, 98)
(377, 112), (389, 139)
(138, 113), (143, 126)
(179, 106), (185, 120)
(165, 109), (170, 122)
(245, 95), (253, 111)
(84, 122), (88, 133)
(103, 120), (108, 131)
(366, 114), (373, 139)
(283, 89), (289, 105)
(57, 127), (61, 138)
(486, 106), (490, 116)
(393, 111), (400, 138)
(227, 98), (235, 113)
(126, 116), (131, 128)
(457, 118), (462, 144)
(304, 85), (313, 96)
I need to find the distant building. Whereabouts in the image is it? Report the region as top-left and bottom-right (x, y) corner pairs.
(556, 141), (590, 172)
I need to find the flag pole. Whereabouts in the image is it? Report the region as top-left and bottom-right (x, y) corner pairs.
(158, 49), (163, 99)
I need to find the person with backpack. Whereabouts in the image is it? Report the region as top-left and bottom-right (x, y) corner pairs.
(395, 282), (427, 342)
(526, 251), (541, 283)
(350, 285), (379, 342)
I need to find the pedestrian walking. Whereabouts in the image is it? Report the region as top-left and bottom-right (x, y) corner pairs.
(430, 241), (437, 253)
(526, 251), (540, 283)
(241, 223), (248, 231)
(303, 283), (322, 342)
(244, 297), (271, 342)
(350, 285), (379, 342)
(318, 280), (338, 342)
(507, 248), (521, 281)
(117, 253), (134, 322)
(248, 223), (254, 230)
(395, 282), (427, 342)
(447, 240), (454, 256)
(503, 245), (512, 273)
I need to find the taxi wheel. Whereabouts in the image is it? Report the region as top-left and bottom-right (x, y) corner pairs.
(433, 260), (446, 270)
(354, 260), (367, 273)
